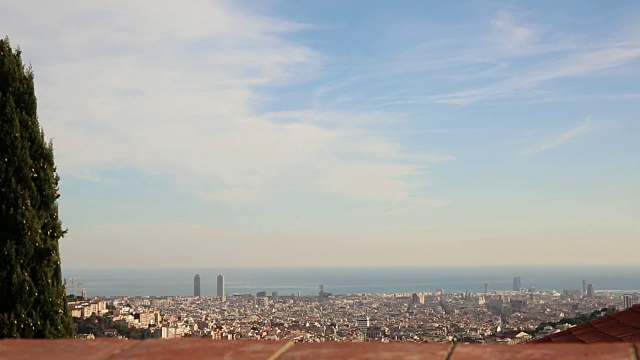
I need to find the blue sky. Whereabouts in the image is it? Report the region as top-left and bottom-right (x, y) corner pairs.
(2, 0), (639, 267)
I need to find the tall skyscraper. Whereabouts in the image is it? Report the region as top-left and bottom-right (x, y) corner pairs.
(357, 317), (369, 340)
(194, 274), (201, 297)
(217, 274), (224, 297)
(411, 293), (425, 305)
(411, 293), (419, 304)
(587, 283), (594, 299)
(622, 294), (636, 309)
(582, 279), (587, 297)
(513, 277), (521, 291)
(484, 283), (489, 295)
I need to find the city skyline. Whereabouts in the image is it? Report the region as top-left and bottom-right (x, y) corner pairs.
(59, 265), (635, 298)
(2, 1), (639, 268)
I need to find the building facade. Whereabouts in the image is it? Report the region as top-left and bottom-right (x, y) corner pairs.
(357, 317), (370, 340)
(217, 274), (225, 298)
(622, 294), (637, 309)
(513, 277), (521, 291)
(194, 274), (201, 297)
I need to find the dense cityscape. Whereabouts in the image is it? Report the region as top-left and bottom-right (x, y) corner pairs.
(69, 274), (639, 343)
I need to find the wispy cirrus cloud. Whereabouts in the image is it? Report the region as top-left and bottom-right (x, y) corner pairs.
(313, 10), (640, 108)
(490, 11), (539, 51)
(4, 1), (638, 268)
(3, 0), (449, 213)
(429, 43), (640, 105)
(518, 118), (594, 156)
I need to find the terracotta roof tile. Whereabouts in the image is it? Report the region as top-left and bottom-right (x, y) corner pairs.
(452, 343), (631, 360)
(108, 338), (288, 360)
(0, 339), (135, 360)
(279, 342), (451, 360)
(0, 339), (638, 359)
(614, 308), (640, 328)
(591, 320), (638, 341)
(547, 332), (580, 343)
(532, 304), (640, 344)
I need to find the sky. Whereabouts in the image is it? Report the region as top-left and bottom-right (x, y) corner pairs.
(2, 1), (639, 268)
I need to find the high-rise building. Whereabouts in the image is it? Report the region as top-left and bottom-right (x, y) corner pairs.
(217, 274), (224, 297)
(513, 277), (521, 291)
(582, 279), (587, 297)
(194, 274), (201, 297)
(82, 287), (87, 299)
(484, 283), (489, 295)
(411, 293), (425, 304)
(357, 317), (369, 340)
(587, 283), (594, 299)
(622, 294), (636, 309)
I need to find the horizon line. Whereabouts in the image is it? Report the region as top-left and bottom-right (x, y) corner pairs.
(62, 264), (640, 270)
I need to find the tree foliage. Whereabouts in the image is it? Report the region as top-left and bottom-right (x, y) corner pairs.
(74, 314), (146, 339)
(532, 307), (618, 334)
(0, 37), (74, 338)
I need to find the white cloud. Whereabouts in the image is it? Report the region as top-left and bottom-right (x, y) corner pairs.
(3, 0), (448, 211)
(316, 162), (418, 202)
(490, 11), (539, 50)
(343, 10), (640, 107)
(427, 42), (640, 105)
(518, 118), (593, 156)
(386, 10), (556, 78)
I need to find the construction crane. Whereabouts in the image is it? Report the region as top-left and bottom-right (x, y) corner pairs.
(67, 276), (83, 297)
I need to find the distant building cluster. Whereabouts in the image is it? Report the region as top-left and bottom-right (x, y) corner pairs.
(66, 274), (639, 343)
(192, 274), (225, 299)
(69, 299), (107, 318)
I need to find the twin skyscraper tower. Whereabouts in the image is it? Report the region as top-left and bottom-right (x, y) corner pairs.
(194, 273), (225, 298)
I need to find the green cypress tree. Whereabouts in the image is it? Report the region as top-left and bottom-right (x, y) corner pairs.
(0, 37), (74, 338)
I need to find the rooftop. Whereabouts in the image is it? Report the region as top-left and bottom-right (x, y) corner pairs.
(532, 304), (640, 343)
(0, 339), (639, 360)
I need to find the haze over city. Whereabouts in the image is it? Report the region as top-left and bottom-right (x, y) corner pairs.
(2, 1), (639, 268)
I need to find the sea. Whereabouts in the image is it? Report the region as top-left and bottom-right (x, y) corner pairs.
(61, 266), (640, 297)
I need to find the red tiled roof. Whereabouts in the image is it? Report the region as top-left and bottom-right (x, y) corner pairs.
(0, 339), (639, 360)
(532, 304), (640, 343)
